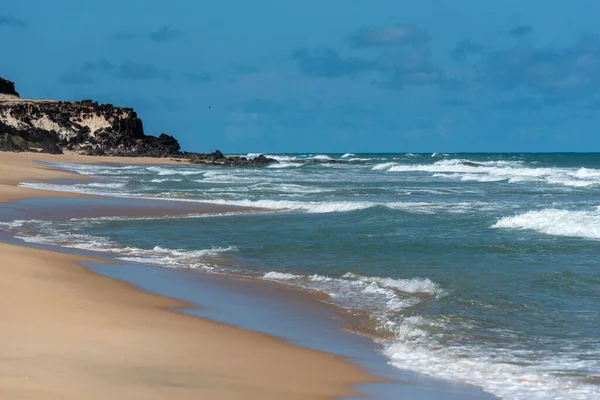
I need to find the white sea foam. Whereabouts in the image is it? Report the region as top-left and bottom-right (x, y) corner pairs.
(341, 153), (355, 158)
(310, 154), (333, 161)
(65, 211), (253, 223)
(0, 219), (44, 229)
(382, 158), (600, 189)
(263, 271), (332, 283)
(200, 171), (268, 184)
(19, 182), (131, 196)
(201, 199), (377, 213)
(83, 182), (126, 189)
(146, 166), (204, 176)
(247, 153), (299, 163)
(263, 271), (303, 280)
(150, 178), (184, 183)
(151, 245), (236, 258)
(347, 157), (370, 162)
(262, 270), (440, 314)
(52, 162), (147, 176)
(574, 167), (600, 179)
(388, 159), (522, 174)
(492, 208), (600, 239)
(266, 162), (300, 168)
(224, 198), (493, 215)
(15, 227), (236, 269)
(382, 324), (600, 400)
(372, 162), (398, 171)
(45, 162), (117, 176)
(18, 179), (500, 216)
(249, 183), (327, 194)
(342, 273), (442, 295)
(387, 201), (500, 215)
(264, 266), (600, 400)
(433, 173), (506, 183)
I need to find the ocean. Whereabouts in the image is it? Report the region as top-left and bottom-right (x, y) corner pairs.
(3, 153), (600, 399)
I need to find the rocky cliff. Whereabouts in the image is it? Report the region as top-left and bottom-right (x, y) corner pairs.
(0, 77), (279, 166)
(0, 78), (180, 157)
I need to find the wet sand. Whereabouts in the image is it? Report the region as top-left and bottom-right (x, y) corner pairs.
(0, 152), (380, 399)
(0, 152), (188, 203)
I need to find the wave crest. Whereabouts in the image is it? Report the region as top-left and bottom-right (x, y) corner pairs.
(379, 158), (600, 189)
(262, 270), (442, 315)
(492, 208), (600, 239)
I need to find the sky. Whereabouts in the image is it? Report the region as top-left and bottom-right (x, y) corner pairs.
(1, 0), (600, 153)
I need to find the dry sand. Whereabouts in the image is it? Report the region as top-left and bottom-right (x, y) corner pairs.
(0, 152), (380, 399)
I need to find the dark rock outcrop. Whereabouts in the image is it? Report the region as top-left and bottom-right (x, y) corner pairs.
(0, 77), (182, 158)
(189, 150), (279, 167)
(42, 137), (63, 154)
(0, 133), (14, 151)
(460, 161), (484, 167)
(84, 133), (182, 158)
(0, 78), (19, 97)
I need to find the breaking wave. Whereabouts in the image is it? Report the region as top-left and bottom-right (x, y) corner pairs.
(264, 269), (599, 400)
(382, 325), (600, 400)
(492, 208), (600, 239)
(145, 166), (204, 176)
(262, 270), (442, 313)
(13, 226), (236, 270)
(200, 199), (376, 213)
(371, 158), (600, 188)
(372, 162), (398, 171)
(200, 199), (501, 214)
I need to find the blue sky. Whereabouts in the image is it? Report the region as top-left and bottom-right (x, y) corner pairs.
(1, 0), (599, 153)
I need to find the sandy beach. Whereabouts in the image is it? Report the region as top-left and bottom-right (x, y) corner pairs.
(0, 152), (188, 203)
(0, 152), (379, 399)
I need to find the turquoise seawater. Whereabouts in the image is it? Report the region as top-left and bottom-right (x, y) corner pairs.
(5, 153), (600, 399)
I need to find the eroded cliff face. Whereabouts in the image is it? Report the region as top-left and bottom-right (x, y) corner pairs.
(0, 78), (181, 157)
(0, 97), (144, 141)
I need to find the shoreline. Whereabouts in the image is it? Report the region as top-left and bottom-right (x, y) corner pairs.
(0, 152), (382, 399)
(0, 152), (188, 203)
(0, 152), (498, 400)
(0, 242), (380, 399)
